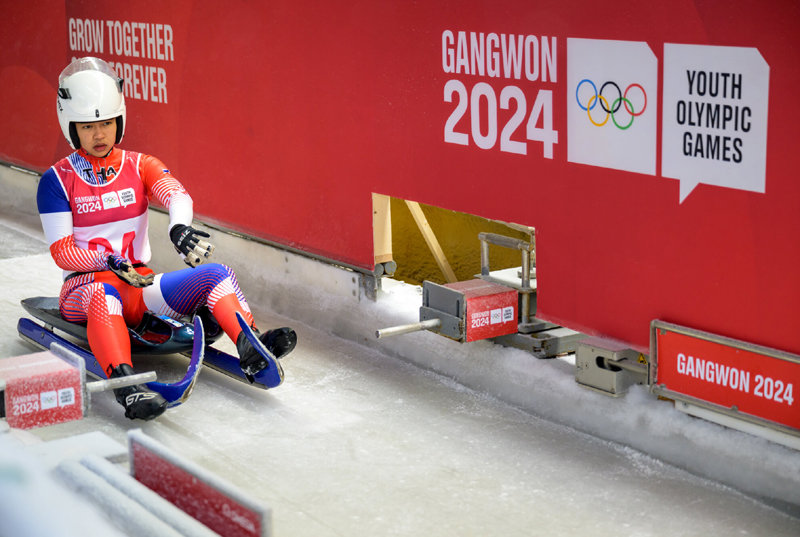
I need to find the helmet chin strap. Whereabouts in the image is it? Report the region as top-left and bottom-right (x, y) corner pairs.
(68, 123), (81, 150)
(115, 115), (125, 144)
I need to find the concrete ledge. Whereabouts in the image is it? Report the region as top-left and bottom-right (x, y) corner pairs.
(26, 432), (127, 470)
(54, 459), (187, 537)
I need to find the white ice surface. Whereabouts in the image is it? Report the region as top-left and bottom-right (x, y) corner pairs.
(0, 211), (799, 536)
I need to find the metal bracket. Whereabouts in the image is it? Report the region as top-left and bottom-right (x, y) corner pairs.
(575, 337), (647, 396)
(477, 232), (536, 332)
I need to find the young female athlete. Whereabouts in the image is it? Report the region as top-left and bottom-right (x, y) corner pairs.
(38, 57), (296, 420)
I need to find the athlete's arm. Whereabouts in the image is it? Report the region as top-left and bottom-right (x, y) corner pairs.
(140, 154), (214, 266)
(38, 168), (109, 272)
(139, 154), (193, 229)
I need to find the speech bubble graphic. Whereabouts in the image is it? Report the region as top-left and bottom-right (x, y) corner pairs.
(661, 44), (769, 203)
(118, 187), (137, 207)
(567, 38), (657, 176)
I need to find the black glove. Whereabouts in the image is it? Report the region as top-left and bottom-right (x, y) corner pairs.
(107, 254), (154, 287)
(169, 224), (215, 267)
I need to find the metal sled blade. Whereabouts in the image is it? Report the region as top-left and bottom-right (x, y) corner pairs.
(17, 317), (202, 407)
(147, 316), (205, 407)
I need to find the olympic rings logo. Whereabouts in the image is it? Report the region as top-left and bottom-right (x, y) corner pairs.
(575, 80), (647, 130)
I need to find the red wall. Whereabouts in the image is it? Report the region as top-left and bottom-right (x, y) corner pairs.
(2, 1), (798, 355)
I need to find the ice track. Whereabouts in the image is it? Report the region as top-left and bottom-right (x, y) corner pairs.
(1, 213), (799, 536)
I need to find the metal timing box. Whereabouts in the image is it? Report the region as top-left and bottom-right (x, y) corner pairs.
(0, 351), (83, 429)
(420, 279), (518, 342)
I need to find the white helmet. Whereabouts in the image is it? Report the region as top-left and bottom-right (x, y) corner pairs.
(56, 57), (126, 149)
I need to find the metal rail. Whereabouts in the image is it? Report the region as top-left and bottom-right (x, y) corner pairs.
(376, 319), (442, 339)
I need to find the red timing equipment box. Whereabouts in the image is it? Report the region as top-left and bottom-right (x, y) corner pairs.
(0, 351), (83, 429)
(421, 279), (518, 342)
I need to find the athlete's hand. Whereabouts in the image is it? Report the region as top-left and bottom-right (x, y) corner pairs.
(169, 224), (215, 267)
(107, 254), (154, 288)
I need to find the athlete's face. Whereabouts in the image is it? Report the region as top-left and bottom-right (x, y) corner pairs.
(75, 118), (116, 157)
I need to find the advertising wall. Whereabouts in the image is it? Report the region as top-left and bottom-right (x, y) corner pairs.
(1, 1), (798, 355)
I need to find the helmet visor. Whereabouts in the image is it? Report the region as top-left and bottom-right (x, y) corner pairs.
(59, 57), (120, 88)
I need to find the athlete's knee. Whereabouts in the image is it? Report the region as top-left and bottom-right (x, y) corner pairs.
(101, 283), (122, 301)
(217, 263), (240, 282)
(204, 262), (231, 274)
(61, 282), (122, 321)
(195, 262), (235, 285)
(76, 282), (120, 300)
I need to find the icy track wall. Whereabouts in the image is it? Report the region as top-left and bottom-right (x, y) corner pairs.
(1, 1), (798, 360)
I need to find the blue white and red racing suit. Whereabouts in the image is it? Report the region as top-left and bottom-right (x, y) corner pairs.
(38, 147), (254, 376)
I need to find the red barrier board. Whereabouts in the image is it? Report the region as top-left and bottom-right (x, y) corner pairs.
(651, 321), (800, 432)
(0, 351), (82, 429)
(1, 1), (798, 359)
(129, 430), (269, 537)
